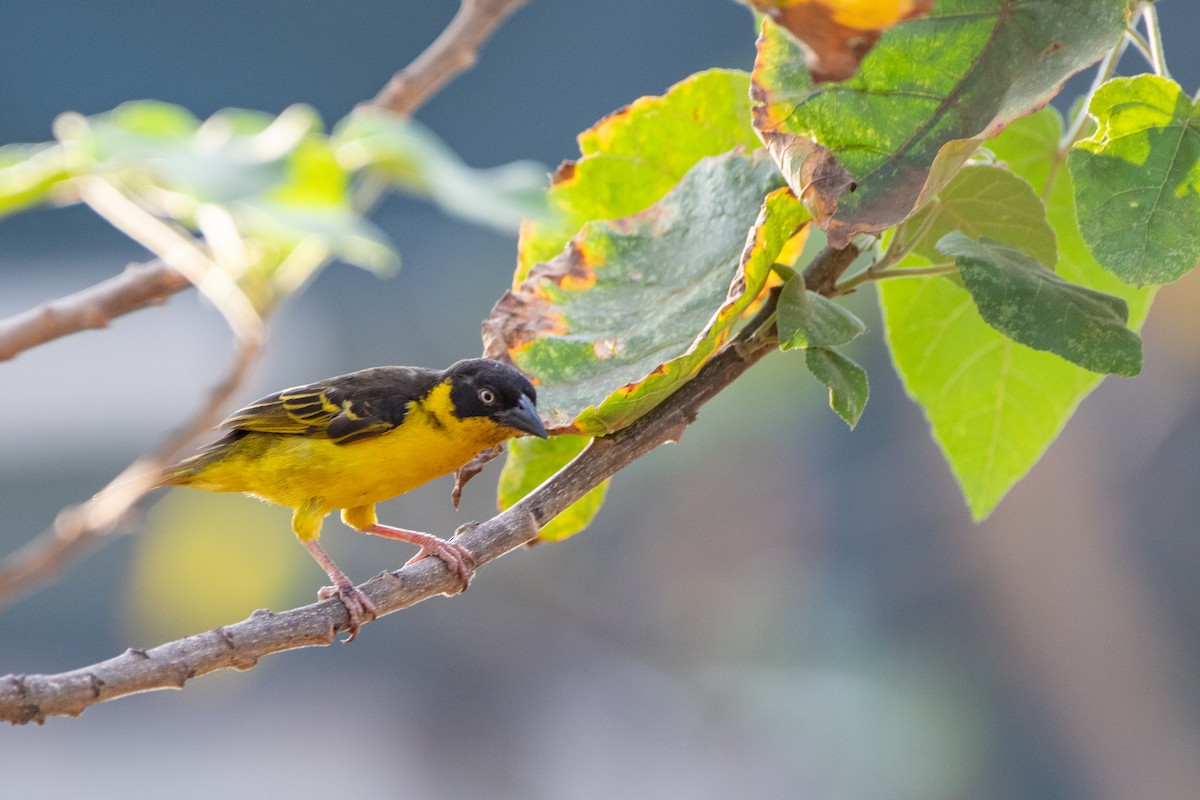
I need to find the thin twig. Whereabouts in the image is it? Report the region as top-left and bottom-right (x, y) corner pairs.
(0, 333), (263, 607)
(1059, 34), (1126, 153)
(0, 290), (781, 724)
(75, 176), (261, 338)
(0, 260), (189, 362)
(368, 0), (528, 116)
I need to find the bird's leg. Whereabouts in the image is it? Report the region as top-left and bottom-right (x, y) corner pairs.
(368, 524), (477, 590)
(451, 444), (505, 508)
(300, 538), (377, 642)
(342, 505), (476, 592)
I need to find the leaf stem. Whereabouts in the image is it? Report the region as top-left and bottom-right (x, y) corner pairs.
(1139, 2), (1171, 79)
(838, 262), (958, 292)
(833, 209), (940, 294)
(1124, 27), (1153, 65)
(873, 263), (959, 280)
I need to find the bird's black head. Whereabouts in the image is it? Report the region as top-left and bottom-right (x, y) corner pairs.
(445, 358), (548, 439)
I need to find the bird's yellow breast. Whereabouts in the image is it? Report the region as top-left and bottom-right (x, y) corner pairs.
(185, 382), (513, 512)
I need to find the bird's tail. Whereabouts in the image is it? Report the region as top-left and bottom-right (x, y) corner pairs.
(158, 445), (225, 487)
(158, 455), (201, 487)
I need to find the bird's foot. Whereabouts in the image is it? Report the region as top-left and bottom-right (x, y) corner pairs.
(403, 535), (477, 593)
(359, 523), (477, 593)
(317, 582), (378, 642)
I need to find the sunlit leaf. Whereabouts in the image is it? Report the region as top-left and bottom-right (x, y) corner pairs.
(752, 0), (1127, 247)
(497, 435), (609, 542)
(1069, 75), (1200, 286)
(517, 69), (762, 279)
(0, 142), (72, 218)
(485, 154), (801, 434)
(65, 101), (316, 204)
(741, 0), (933, 82)
(893, 164), (1058, 268)
(334, 109), (551, 234)
(52, 101), (398, 277)
(880, 108), (1155, 519)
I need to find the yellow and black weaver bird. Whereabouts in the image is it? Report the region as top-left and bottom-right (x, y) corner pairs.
(162, 358), (547, 640)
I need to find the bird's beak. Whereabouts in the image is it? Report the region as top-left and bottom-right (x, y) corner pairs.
(496, 394), (549, 439)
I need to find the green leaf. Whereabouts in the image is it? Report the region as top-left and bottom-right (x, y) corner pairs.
(333, 110), (551, 234)
(805, 347), (869, 428)
(485, 154), (803, 434)
(235, 202), (398, 276)
(752, 0), (1127, 247)
(937, 232), (1141, 376)
(0, 142), (73, 218)
(518, 68), (762, 278)
(497, 435), (609, 542)
(53, 101), (398, 278)
(67, 102), (315, 205)
(894, 164), (1058, 268)
(778, 277), (867, 349)
(880, 108), (1155, 519)
(1068, 75), (1200, 286)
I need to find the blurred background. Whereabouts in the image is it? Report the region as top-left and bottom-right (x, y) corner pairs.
(2, 1), (1199, 798)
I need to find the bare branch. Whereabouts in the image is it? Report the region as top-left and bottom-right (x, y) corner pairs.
(0, 294), (780, 724)
(368, 0), (528, 116)
(0, 260), (189, 362)
(0, 333), (263, 607)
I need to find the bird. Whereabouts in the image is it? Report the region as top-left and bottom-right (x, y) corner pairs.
(161, 357), (548, 640)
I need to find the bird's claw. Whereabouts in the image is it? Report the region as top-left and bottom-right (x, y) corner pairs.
(317, 582), (378, 642)
(404, 539), (476, 593)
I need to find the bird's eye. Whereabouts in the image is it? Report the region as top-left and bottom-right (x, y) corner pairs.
(478, 388), (497, 405)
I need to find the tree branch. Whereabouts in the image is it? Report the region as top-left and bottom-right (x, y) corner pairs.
(803, 242), (862, 296)
(368, 0), (528, 116)
(0, 259), (189, 362)
(0, 292), (780, 724)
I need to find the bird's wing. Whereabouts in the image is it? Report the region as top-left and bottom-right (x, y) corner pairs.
(220, 366), (440, 445)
